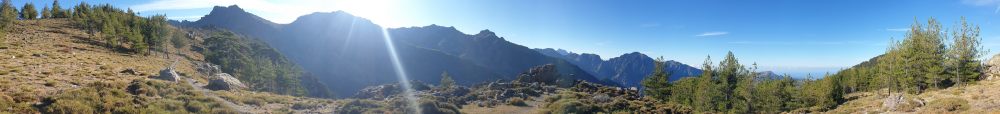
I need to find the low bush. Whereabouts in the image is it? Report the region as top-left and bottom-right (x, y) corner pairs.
(925, 98), (969, 112)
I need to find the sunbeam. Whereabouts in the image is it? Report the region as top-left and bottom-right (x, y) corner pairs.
(380, 27), (423, 113)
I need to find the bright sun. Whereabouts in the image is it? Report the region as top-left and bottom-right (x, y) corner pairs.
(334, 0), (399, 27)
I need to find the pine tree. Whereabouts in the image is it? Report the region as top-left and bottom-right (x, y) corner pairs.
(668, 77), (698, 106)
(0, 0), (16, 37)
(440, 71), (455, 89)
(40, 6), (49, 19)
(20, 3), (37, 20)
(51, 0), (63, 18)
(716, 51), (743, 111)
(732, 62), (757, 113)
(945, 17), (983, 86)
(899, 18), (946, 91)
(693, 55), (721, 112)
(641, 56), (672, 100)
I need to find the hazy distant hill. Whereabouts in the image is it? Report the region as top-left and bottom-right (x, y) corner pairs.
(535, 48), (702, 88)
(175, 5), (608, 97)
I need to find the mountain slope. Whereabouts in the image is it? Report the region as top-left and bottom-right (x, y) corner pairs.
(0, 19), (336, 113)
(176, 5), (607, 97)
(534, 48), (702, 87)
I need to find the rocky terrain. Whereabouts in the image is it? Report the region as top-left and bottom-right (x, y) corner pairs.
(0, 19), (335, 113)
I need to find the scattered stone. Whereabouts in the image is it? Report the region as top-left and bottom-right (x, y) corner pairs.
(206, 73), (247, 91)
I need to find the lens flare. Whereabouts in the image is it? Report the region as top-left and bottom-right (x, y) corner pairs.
(380, 27), (422, 114)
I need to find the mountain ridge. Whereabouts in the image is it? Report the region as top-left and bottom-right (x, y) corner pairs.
(534, 48), (702, 87)
(174, 5), (612, 97)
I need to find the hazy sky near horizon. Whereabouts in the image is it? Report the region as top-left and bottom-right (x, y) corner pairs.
(13, 0), (1000, 77)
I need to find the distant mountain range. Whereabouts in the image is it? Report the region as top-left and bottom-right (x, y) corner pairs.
(534, 48), (702, 88)
(173, 5), (610, 97)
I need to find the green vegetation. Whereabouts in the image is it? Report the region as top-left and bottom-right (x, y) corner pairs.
(0, 0), (15, 37)
(640, 17), (985, 113)
(925, 97), (970, 112)
(641, 57), (671, 100)
(55, 2), (173, 54)
(440, 71), (455, 89)
(41, 6), (49, 19)
(50, 0), (69, 18)
(201, 31), (309, 97)
(20, 3), (36, 20)
(39, 79), (236, 113)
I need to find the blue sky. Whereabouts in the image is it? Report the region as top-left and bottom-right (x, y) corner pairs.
(12, 0), (1000, 77)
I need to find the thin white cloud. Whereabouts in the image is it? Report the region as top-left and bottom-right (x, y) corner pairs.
(886, 28), (909, 32)
(695, 31), (728, 37)
(962, 0), (1000, 14)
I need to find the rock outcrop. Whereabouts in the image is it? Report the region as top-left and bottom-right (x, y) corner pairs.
(196, 62), (222, 76)
(514, 64), (560, 85)
(206, 73), (247, 91)
(157, 68), (181, 82)
(985, 54), (1000, 80)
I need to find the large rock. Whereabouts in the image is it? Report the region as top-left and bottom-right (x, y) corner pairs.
(514, 64), (560, 85)
(986, 54), (1000, 80)
(157, 68), (181, 82)
(206, 73), (247, 91)
(353, 81), (432, 100)
(196, 62), (222, 76)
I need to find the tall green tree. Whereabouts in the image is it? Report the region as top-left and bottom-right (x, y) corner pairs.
(642, 57), (672, 100)
(40, 6), (49, 19)
(20, 3), (37, 20)
(895, 18), (947, 92)
(693, 55), (722, 112)
(715, 51), (743, 111)
(732, 62), (757, 113)
(0, 0), (15, 37)
(51, 0), (64, 18)
(945, 17), (983, 86)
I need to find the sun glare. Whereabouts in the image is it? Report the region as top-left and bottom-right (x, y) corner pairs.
(334, 0), (400, 27)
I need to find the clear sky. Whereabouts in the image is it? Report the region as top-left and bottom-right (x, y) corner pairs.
(12, 0), (1000, 77)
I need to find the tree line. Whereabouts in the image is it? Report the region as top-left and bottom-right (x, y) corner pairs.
(642, 17), (984, 113)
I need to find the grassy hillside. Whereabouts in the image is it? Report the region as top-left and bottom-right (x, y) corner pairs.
(0, 19), (336, 113)
(828, 79), (1000, 113)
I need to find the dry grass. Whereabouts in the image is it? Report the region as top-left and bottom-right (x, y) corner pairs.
(0, 19), (338, 113)
(826, 80), (1000, 113)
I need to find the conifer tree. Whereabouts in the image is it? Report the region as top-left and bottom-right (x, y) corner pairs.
(440, 71), (455, 89)
(0, 0), (16, 37)
(51, 0), (62, 18)
(20, 3), (37, 20)
(40, 6), (49, 19)
(693, 55), (721, 112)
(641, 57), (672, 100)
(945, 17), (983, 86)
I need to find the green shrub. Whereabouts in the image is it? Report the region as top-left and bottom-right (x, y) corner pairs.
(544, 98), (594, 114)
(336, 99), (388, 114)
(417, 99), (460, 114)
(925, 98), (969, 112)
(508, 97), (527, 106)
(39, 79), (236, 113)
